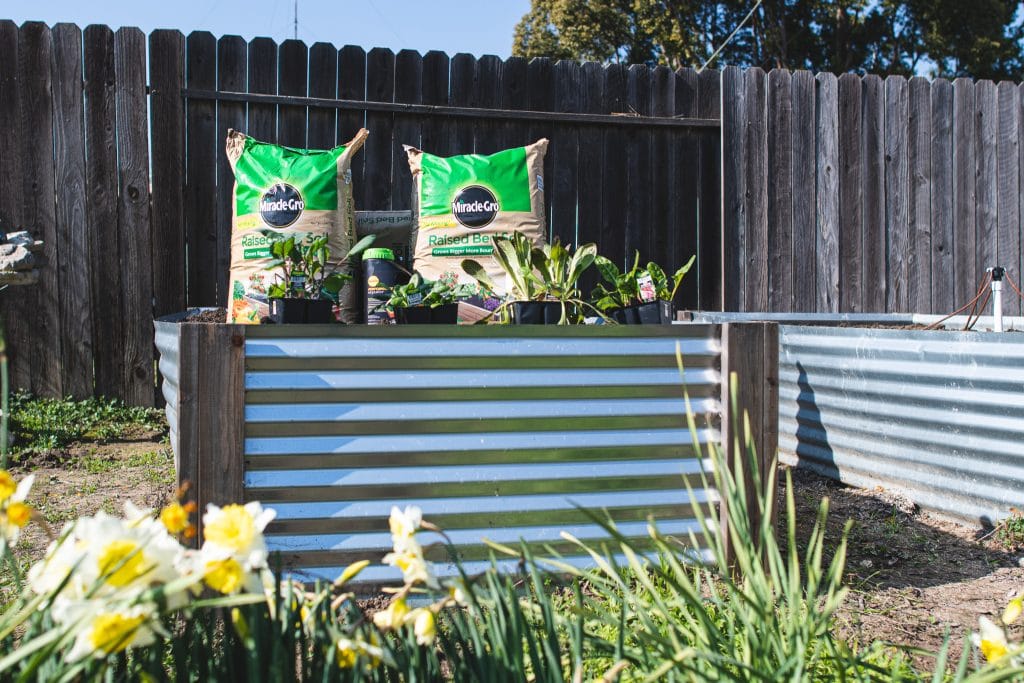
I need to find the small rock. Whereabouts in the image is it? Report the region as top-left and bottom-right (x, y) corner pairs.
(859, 559), (874, 569)
(1017, 556), (1024, 568)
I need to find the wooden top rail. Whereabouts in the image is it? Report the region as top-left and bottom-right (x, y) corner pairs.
(180, 88), (721, 129)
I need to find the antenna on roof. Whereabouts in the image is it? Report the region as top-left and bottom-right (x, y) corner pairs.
(293, 0), (298, 40)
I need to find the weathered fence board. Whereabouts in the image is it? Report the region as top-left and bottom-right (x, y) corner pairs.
(837, 73), (862, 313)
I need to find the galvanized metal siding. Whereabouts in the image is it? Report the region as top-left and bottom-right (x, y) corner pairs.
(154, 319), (181, 460)
(242, 325), (722, 585)
(778, 325), (1024, 524)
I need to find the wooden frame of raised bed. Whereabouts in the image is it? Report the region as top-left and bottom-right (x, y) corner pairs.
(154, 318), (778, 583)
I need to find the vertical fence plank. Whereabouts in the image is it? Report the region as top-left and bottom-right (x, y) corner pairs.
(474, 55), (504, 156)
(185, 32), (217, 307)
(551, 60), (581, 246)
(908, 77), (933, 314)
(861, 75), (885, 311)
(84, 25), (123, 398)
(114, 27), (154, 405)
(790, 70), (816, 313)
(419, 50), (450, 155)
(975, 80), (998, 290)
(767, 69), (793, 312)
(52, 24), (93, 399)
(698, 68), (721, 311)
(885, 76), (910, 313)
(1019, 83), (1024, 310)
(815, 72), (840, 312)
(527, 57), (554, 240)
(599, 62), (626, 271)
(247, 37), (278, 142)
(0, 21), (28, 390)
(930, 79), (954, 313)
(837, 73), (862, 312)
(673, 67), (700, 311)
(953, 78), (977, 306)
(721, 65), (746, 311)
(19, 22), (61, 397)
(996, 81), (1020, 314)
(391, 50), (422, 211)
(149, 30), (186, 320)
(277, 39), (308, 148)
(650, 66), (674, 271)
(307, 42), (338, 149)
(364, 47), (395, 210)
(499, 55), (529, 150)
(577, 61), (605, 296)
(337, 45), (365, 197)
(624, 64), (652, 261)
(216, 35), (246, 307)
(449, 53), (477, 157)
(744, 67), (768, 312)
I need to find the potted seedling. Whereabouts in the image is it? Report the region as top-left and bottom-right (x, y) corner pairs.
(461, 233), (599, 324)
(263, 230), (375, 323)
(385, 272), (476, 324)
(591, 252), (695, 324)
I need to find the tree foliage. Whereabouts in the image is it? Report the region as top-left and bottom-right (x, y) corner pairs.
(512, 0), (1024, 79)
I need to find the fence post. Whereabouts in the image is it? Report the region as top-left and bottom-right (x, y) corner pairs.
(177, 323), (246, 540)
(719, 322), (779, 566)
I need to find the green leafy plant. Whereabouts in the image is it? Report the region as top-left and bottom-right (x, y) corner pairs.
(384, 272), (476, 310)
(461, 233), (600, 324)
(591, 252), (696, 312)
(262, 231), (375, 300)
(994, 508), (1024, 550)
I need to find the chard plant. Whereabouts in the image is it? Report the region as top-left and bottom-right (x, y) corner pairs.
(461, 232), (602, 324)
(262, 231), (375, 300)
(591, 252), (696, 312)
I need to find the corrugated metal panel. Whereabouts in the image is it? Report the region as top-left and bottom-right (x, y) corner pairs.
(154, 318), (182, 462)
(242, 325), (722, 585)
(778, 325), (1024, 525)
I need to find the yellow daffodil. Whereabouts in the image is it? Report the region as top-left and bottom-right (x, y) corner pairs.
(203, 557), (246, 594)
(388, 505), (423, 545)
(335, 636), (384, 670)
(411, 608), (436, 645)
(201, 502), (275, 567)
(0, 473), (34, 546)
(372, 596), (410, 631)
(65, 603), (162, 661)
(974, 616), (1009, 663)
(0, 469), (15, 502)
(1003, 591), (1023, 625)
(159, 501), (196, 537)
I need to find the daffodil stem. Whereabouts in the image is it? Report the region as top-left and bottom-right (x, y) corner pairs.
(0, 316), (8, 472)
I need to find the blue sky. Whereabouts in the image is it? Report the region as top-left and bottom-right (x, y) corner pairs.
(4, 0), (532, 58)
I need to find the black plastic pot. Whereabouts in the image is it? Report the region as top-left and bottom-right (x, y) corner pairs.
(394, 303), (459, 324)
(610, 299), (673, 325)
(269, 298), (335, 324)
(511, 301), (564, 324)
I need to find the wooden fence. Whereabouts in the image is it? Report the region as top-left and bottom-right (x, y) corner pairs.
(721, 66), (1024, 316)
(0, 21), (720, 406)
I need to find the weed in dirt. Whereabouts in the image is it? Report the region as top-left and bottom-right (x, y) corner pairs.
(8, 392), (165, 456)
(994, 508), (1024, 551)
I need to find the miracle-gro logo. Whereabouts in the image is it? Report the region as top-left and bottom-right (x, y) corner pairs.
(452, 185), (499, 229)
(260, 183), (304, 229)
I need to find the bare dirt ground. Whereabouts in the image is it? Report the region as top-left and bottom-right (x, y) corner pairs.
(787, 468), (1024, 665)
(4, 425), (1021, 666)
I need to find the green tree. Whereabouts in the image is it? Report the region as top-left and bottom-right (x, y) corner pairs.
(512, 0), (1024, 79)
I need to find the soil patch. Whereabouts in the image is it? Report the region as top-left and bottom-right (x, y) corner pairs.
(183, 307), (227, 323)
(787, 467), (1024, 664)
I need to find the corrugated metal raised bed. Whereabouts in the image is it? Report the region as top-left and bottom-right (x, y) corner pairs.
(154, 319), (777, 584)
(777, 324), (1024, 526)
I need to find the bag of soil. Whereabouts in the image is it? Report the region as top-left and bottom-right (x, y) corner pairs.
(406, 140), (548, 320)
(225, 128), (368, 323)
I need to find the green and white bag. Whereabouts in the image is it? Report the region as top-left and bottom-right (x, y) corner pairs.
(406, 140), (548, 301)
(225, 128), (367, 323)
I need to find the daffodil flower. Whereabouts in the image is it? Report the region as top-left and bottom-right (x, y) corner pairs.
(410, 607), (436, 645)
(974, 616), (1009, 663)
(0, 472), (34, 546)
(160, 500), (196, 537)
(197, 502), (276, 595)
(335, 636), (385, 670)
(65, 603), (165, 661)
(1003, 591), (1023, 625)
(388, 505), (423, 546)
(372, 596), (410, 631)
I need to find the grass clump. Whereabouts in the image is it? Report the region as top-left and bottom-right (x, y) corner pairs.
(8, 392), (164, 455)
